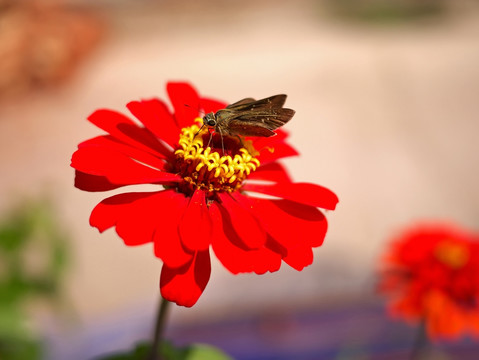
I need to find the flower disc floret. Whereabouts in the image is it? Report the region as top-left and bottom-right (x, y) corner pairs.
(174, 122), (260, 195)
(434, 240), (470, 270)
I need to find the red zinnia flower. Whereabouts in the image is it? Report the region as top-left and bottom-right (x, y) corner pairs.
(378, 223), (479, 339)
(71, 82), (338, 307)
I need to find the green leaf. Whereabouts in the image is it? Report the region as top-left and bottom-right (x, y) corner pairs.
(94, 341), (232, 360)
(0, 305), (27, 337)
(0, 337), (43, 360)
(181, 343), (233, 360)
(0, 198), (70, 360)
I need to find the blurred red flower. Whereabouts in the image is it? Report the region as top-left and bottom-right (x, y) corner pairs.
(379, 223), (479, 339)
(71, 82), (338, 307)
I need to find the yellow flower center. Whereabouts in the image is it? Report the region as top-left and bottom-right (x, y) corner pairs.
(174, 120), (260, 196)
(434, 240), (470, 269)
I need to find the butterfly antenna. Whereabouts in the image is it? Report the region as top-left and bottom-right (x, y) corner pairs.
(184, 103), (205, 115)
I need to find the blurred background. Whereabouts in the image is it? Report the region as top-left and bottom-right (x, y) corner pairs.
(0, 0), (478, 358)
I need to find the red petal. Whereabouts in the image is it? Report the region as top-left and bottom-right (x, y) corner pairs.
(245, 197), (328, 249)
(209, 202), (282, 274)
(236, 196), (326, 271)
(252, 129), (299, 164)
(88, 109), (172, 158)
(218, 193), (266, 249)
(126, 99), (179, 147)
(167, 82), (201, 129)
(253, 128), (289, 145)
(200, 98), (227, 114)
(283, 246), (314, 271)
(90, 190), (193, 267)
(74, 171), (121, 192)
(243, 182), (338, 210)
(247, 162), (292, 183)
(90, 190), (194, 268)
(255, 142), (298, 165)
(71, 146), (180, 186)
(90, 191), (162, 244)
(78, 135), (167, 172)
(151, 191), (194, 268)
(179, 190), (212, 251)
(160, 250), (211, 307)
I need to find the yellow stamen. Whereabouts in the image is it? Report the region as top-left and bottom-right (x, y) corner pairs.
(434, 240), (470, 269)
(174, 120), (260, 194)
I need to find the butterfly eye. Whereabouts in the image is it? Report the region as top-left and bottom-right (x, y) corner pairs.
(207, 119), (216, 126)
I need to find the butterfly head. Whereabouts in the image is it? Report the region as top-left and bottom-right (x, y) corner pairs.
(203, 113), (217, 128)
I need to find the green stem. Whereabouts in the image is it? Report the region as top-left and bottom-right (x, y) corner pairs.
(410, 318), (430, 360)
(148, 296), (171, 360)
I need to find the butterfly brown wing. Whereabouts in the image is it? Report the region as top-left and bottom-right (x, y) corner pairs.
(227, 97), (256, 108)
(225, 121), (277, 137)
(217, 94), (294, 137)
(226, 94), (287, 111)
(227, 108), (295, 137)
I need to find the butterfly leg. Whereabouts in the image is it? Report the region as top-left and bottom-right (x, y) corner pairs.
(218, 128), (225, 155)
(235, 135), (245, 148)
(206, 130), (213, 149)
